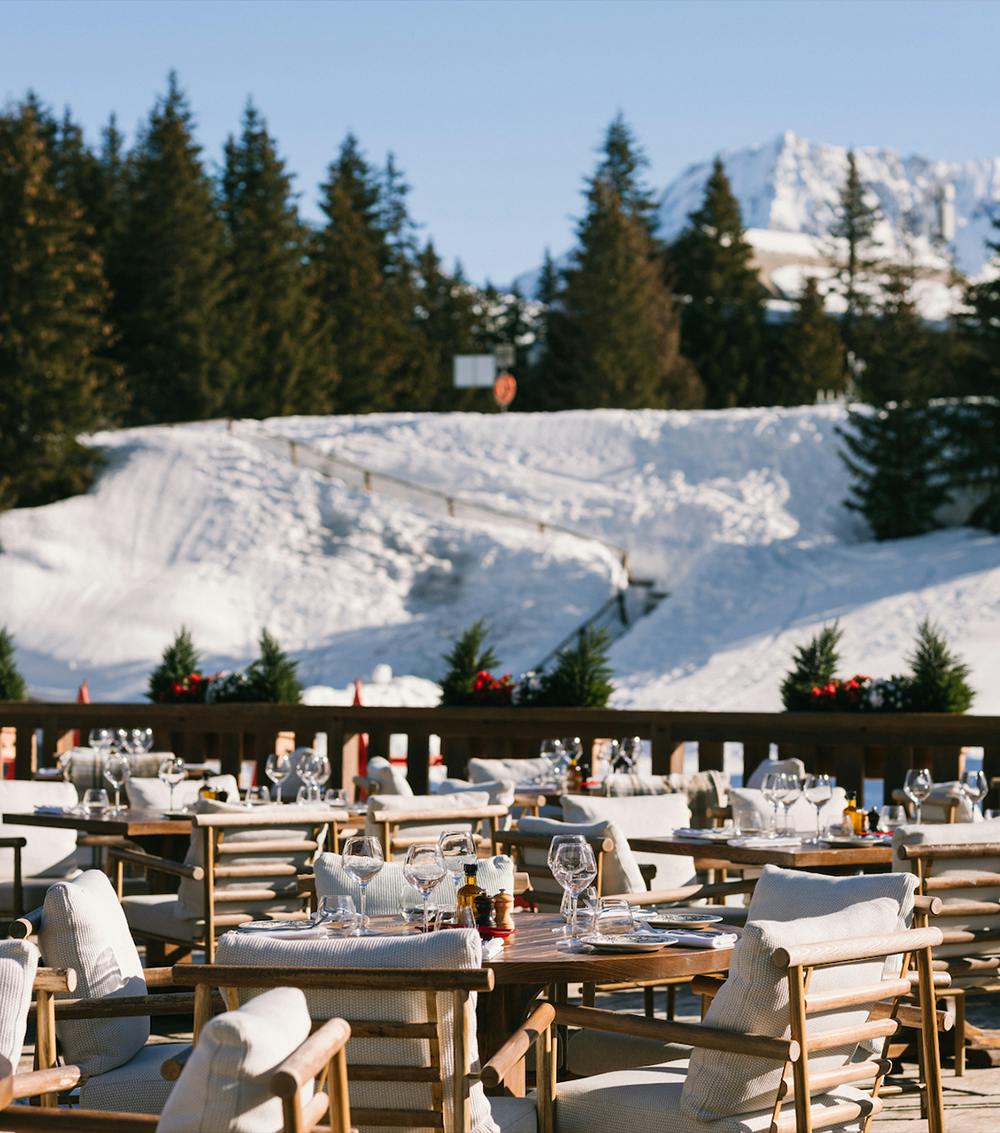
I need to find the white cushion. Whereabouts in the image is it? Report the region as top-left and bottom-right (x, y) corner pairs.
(601, 774), (671, 796)
(126, 774), (240, 811)
(438, 778), (516, 809)
(747, 863), (917, 928)
(731, 787), (847, 835)
(122, 893), (197, 942)
(39, 870), (149, 1075)
(745, 758), (806, 790)
(468, 757), (551, 785)
(561, 794), (696, 891)
(158, 988), (313, 1133)
(515, 816), (645, 896)
(216, 927), (498, 1133)
(366, 756), (413, 796)
(490, 1095), (537, 1133)
(366, 791), (493, 847)
(680, 901), (900, 1121)
(557, 1059), (877, 1133)
(565, 1028), (689, 1077)
(0, 780), (80, 880)
(915, 782), (979, 823)
(314, 852), (515, 916)
(80, 1040), (189, 1114)
(0, 939), (39, 1066)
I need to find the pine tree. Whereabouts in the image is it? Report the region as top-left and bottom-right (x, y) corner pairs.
(0, 101), (114, 509)
(829, 149), (881, 349)
(113, 72), (233, 424)
(530, 628), (614, 708)
(959, 215), (1000, 394)
(838, 403), (950, 540)
(906, 619), (974, 713)
(0, 628), (28, 700)
(219, 101), (336, 418)
(541, 176), (702, 409)
(668, 157), (769, 407)
(148, 626), (202, 702)
(593, 112), (659, 239)
(854, 261), (936, 404)
(439, 620), (500, 707)
(780, 623), (842, 710)
(245, 628), (303, 703)
(771, 278), (846, 405)
(414, 242), (478, 409)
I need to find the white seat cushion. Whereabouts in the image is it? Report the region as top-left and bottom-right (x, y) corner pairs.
(366, 756), (413, 796)
(516, 816), (645, 896)
(490, 1094), (537, 1133)
(731, 787), (847, 835)
(556, 1059), (877, 1133)
(80, 1040), (189, 1114)
(314, 852), (514, 917)
(126, 774), (240, 811)
(216, 927), (498, 1133)
(158, 988), (313, 1133)
(366, 791), (492, 845)
(122, 893), (198, 942)
(565, 1028), (689, 1077)
(438, 778), (516, 809)
(747, 863), (917, 927)
(468, 757), (550, 786)
(560, 794), (696, 891)
(0, 780), (80, 881)
(0, 939), (40, 1066)
(40, 870), (149, 1075)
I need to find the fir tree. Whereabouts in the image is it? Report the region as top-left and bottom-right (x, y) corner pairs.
(668, 157), (769, 407)
(0, 101), (114, 509)
(147, 626), (202, 702)
(219, 101), (336, 417)
(245, 628), (303, 703)
(113, 72), (233, 424)
(780, 623), (842, 710)
(414, 242), (478, 409)
(593, 112), (659, 239)
(536, 248), (560, 309)
(541, 176), (702, 409)
(439, 620), (500, 707)
(771, 278), (846, 405)
(0, 628), (28, 701)
(838, 403), (950, 540)
(829, 149), (881, 349)
(905, 619), (974, 713)
(959, 214), (1000, 395)
(530, 628), (614, 708)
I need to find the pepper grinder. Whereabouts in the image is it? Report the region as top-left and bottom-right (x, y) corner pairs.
(493, 889), (515, 931)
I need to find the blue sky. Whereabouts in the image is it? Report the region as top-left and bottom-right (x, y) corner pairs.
(2, 0), (998, 283)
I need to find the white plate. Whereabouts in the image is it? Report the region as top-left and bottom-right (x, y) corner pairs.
(237, 919), (318, 933)
(580, 933), (676, 953)
(649, 912), (724, 929)
(673, 827), (733, 841)
(160, 810), (193, 819)
(821, 835), (890, 847)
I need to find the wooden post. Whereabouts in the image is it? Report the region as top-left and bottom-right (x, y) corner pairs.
(697, 740), (725, 773)
(649, 724), (676, 775)
(14, 722), (36, 779)
(882, 745), (913, 796)
(407, 732), (430, 795)
(742, 740), (770, 786)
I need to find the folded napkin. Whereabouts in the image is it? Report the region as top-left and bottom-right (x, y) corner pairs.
(728, 835), (802, 848)
(669, 930), (738, 949)
(673, 827), (732, 840)
(266, 925), (334, 941)
(34, 805), (67, 815)
(481, 937), (505, 962)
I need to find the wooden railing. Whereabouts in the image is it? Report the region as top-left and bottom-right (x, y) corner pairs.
(3, 703), (1000, 804)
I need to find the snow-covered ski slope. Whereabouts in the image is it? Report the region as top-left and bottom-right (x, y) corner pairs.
(2, 407), (998, 710)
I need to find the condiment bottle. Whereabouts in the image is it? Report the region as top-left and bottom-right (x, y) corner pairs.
(456, 862), (484, 914)
(474, 893), (494, 928)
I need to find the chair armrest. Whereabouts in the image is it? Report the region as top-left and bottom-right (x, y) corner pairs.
(170, 964), (494, 992)
(0, 836), (28, 848)
(9, 906), (43, 939)
(773, 927), (943, 970)
(34, 968), (77, 994)
(160, 1045), (192, 1082)
(36, 992), (197, 1021)
(142, 967), (178, 988)
(383, 805), (510, 824)
(270, 1018), (352, 1097)
(0, 836), (27, 917)
(11, 1064), (83, 1101)
(0, 1053), (11, 1109)
(107, 845), (204, 881)
(555, 1003), (799, 1062)
(497, 830), (614, 854)
(606, 878), (756, 905)
(0, 1109), (159, 1131)
(477, 1003), (554, 1088)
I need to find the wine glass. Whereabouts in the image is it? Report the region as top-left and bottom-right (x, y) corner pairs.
(760, 772), (784, 836)
(549, 834), (587, 932)
(903, 768), (933, 823)
(550, 839), (597, 950)
(265, 752), (292, 803)
(342, 835), (384, 935)
(619, 736), (642, 772)
(777, 772), (802, 836)
(878, 805), (906, 835)
(438, 829), (477, 886)
(123, 728), (154, 756)
(103, 751), (130, 815)
(803, 774), (835, 844)
(540, 739), (565, 785)
(403, 844), (448, 934)
(158, 755), (187, 812)
(88, 728), (114, 756)
(961, 770), (988, 818)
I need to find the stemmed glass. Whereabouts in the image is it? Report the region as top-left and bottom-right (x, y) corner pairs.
(342, 835), (385, 935)
(540, 739), (566, 785)
(403, 844), (448, 934)
(296, 750), (330, 803)
(265, 752), (292, 803)
(803, 774), (835, 844)
(549, 837), (597, 950)
(104, 751), (130, 815)
(88, 728), (114, 757)
(777, 772), (802, 836)
(619, 736), (642, 772)
(903, 768), (933, 823)
(158, 755), (187, 812)
(123, 728), (154, 756)
(761, 772), (784, 836)
(961, 770), (988, 818)
(438, 829), (477, 890)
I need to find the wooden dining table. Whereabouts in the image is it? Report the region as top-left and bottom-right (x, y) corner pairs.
(628, 833), (893, 871)
(2, 808), (193, 838)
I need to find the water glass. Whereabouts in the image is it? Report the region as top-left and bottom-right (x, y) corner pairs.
(245, 786), (271, 806)
(82, 788), (109, 816)
(878, 805), (906, 835)
(595, 897), (634, 937)
(399, 884), (427, 927)
(317, 895), (357, 934)
(903, 768), (933, 823)
(324, 788), (349, 809)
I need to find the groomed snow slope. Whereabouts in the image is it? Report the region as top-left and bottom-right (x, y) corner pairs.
(2, 408), (998, 711)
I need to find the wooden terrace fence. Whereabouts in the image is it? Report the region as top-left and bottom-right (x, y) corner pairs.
(3, 704), (1000, 806)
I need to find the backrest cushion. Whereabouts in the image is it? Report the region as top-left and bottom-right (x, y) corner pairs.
(366, 792), (492, 849)
(561, 794), (696, 891)
(366, 757), (413, 797)
(0, 780), (80, 880)
(894, 820), (1000, 956)
(515, 815), (644, 896)
(0, 939), (40, 1067)
(731, 787), (847, 835)
(314, 853), (515, 917)
(918, 782), (978, 823)
(39, 870), (148, 1075)
(467, 757), (550, 785)
(158, 987), (313, 1133)
(748, 864), (917, 928)
(216, 927), (496, 1133)
(437, 778), (516, 809)
(745, 757), (806, 790)
(681, 897), (902, 1120)
(176, 800), (326, 920)
(126, 774), (240, 811)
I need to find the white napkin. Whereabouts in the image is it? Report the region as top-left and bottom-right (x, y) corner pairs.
(481, 937), (505, 961)
(673, 827), (732, 840)
(727, 836), (802, 848)
(669, 930), (738, 949)
(34, 805), (67, 815)
(264, 925), (331, 941)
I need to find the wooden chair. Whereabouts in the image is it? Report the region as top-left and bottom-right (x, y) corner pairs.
(892, 789), (961, 824)
(170, 960), (554, 1133)
(366, 801), (510, 858)
(496, 828), (617, 909)
(554, 924), (945, 1133)
(105, 808), (341, 961)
